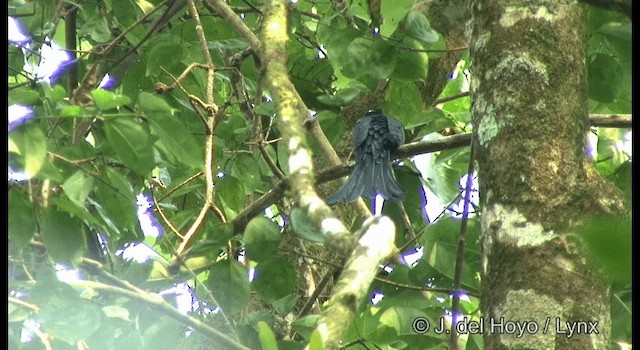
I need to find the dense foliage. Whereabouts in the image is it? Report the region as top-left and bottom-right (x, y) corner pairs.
(8, 1), (630, 349)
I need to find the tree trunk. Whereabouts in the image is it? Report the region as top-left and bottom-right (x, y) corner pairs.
(468, 1), (624, 349)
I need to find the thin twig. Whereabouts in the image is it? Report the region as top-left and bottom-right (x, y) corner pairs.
(449, 143), (475, 350)
(156, 171), (204, 202)
(175, 0), (219, 256)
(150, 190), (185, 239)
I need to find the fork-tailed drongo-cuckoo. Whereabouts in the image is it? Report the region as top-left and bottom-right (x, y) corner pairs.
(326, 110), (405, 204)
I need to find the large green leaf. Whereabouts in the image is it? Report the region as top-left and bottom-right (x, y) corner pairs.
(92, 89), (132, 110)
(257, 321), (279, 350)
(290, 208), (325, 243)
(138, 91), (176, 115)
(588, 54), (623, 103)
(63, 170), (95, 208)
(253, 257), (297, 303)
(103, 117), (156, 177)
(94, 168), (139, 236)
(39, 207), (86, 263)
(217, 175), (246, 219)
(37, 297), (102, 345)
(403, 10), (440, 45)
(145, 107), (203, 169)
(580, 216), (631, 284)
(244, 216), (282, 261)
(9, 87), (40, 105)
(206, 259), (251, 315)
(8, 123), (48, 178)
(232, 153), (263, 193)
(8, 189), (37, 250)
(379, 0), (416, 37)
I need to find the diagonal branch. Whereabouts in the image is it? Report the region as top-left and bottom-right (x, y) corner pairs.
(174, 0), (220, 256)
(309, 216), (396, 350)
(230, 114), (631, 233)
(261, 0), (354, 252)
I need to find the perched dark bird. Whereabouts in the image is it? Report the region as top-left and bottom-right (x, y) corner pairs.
(326, 110), (405, 204)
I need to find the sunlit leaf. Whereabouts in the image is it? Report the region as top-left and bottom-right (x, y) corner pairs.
(257, 321), (279, 350)
(9, 189), (37, 250)
(63, 170), (95, 208)
(8, 123), (48, 178)
(91, 89), (132, 110)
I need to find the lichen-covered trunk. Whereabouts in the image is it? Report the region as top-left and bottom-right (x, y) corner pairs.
(468, 1), (622, 349)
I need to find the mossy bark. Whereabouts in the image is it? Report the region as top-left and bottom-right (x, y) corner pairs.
(468, 1), (624, 349)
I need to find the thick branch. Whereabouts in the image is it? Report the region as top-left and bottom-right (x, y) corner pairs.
(262, 0), (354, 252)
(309, 216), (396, 350)
(205, 0), (262, 52)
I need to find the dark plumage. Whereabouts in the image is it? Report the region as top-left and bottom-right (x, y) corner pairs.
(326, 110), (405, 204)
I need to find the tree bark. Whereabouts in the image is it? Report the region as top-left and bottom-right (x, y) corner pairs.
(468, 1), (624, 349)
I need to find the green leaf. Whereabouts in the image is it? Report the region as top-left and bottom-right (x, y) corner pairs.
(253, 257), (297, 302)
(271, 294), (299, 316)
(244, 216), (282, 261)
(91, 89), (132, 110)
(138, 91), (175, 115)
(257, 321), (280, 350)
(217, 175), (246, 220)
(9, 189), (37, 250)
(588, 54), (623, 103)
(9, 123), (48, 178)
(206, 259), (251, 315)
(581, 216), (631, 284)
(146, 109), (202, 169)
(37, 297), (102, 345)
(291, 315), (321, 340)
(232, 154), (263, 193)
(58, 105), (85, 117)
(8, 45), (25, 77)
(39, 207), (86, 263)
(316, 110), (345, 147)
(379, 0), (415, 37)
(103, 117), (156, 177)
(308, 329), (325, 350)
(94, 168), (139, 235)
(382, 80), (423, 128)
(43, 84), (67, 104)
(290, 208), (325, 243)
(141, 317), (184, 349)
(63, 170), (95, 208)
(390, 38), (429, 80)
(403, 10), (439, 45)
(9, 87), (40, 105)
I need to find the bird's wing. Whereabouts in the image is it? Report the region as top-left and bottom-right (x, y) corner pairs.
(352, 115), (372, 149)
(386, 116), (405, 149)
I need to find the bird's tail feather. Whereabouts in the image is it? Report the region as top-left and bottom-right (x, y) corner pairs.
(326, 155), (404, 204)
(325, 162), (366, 204)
